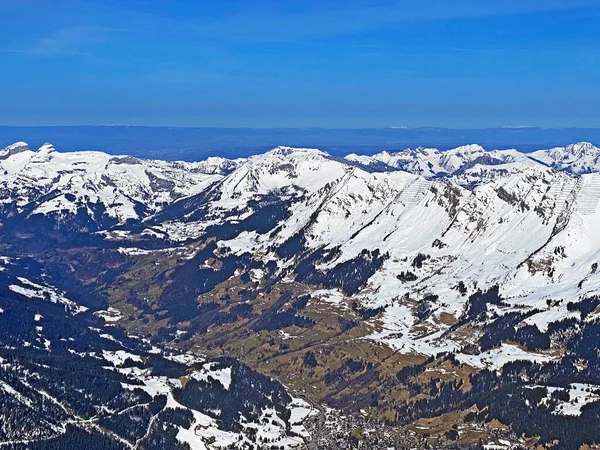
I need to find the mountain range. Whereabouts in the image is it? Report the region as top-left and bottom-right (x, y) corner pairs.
(3, 126), (600, 161)
(2, 140), (600, 449)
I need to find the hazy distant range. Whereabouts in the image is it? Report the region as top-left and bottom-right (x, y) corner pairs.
(1, 126), (600, 161)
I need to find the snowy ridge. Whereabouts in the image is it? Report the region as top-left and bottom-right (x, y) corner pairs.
(3, 140), (600, 368)
(0, 142), (225, 224)
(131, 141), (600, 369)
(361, 144), (538, 179)
(530, 142), (600, 174)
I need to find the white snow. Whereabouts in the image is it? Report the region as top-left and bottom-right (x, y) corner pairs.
(190, 363), (232, 390)
(310, 289), (347, 306)
(455, 344), (554, 370)
(102, 350), (143, 366)
(533, 383), (600, 416)
(94, 307), (124, 323)
(9, 278), (88, 314)
(0, 380), (33, 407)
(164, 352), (205, 365)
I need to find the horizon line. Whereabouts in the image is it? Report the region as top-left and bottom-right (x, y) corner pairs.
(2, 125), (600, 131)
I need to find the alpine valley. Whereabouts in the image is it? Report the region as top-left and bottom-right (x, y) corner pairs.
(2, 140), (600, 449)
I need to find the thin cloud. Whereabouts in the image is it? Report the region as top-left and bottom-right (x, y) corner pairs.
(2, 25), (111, 57)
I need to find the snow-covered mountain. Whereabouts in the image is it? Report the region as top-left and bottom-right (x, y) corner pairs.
(74, 140), (600, 360)
(4, 141), (600, 339)
(0, 142), (228, 225)
(155, 145), (598, 355)
(351, 143), (541, 179)
(2, 139), (600, 448)
(529, 141), (600, 174)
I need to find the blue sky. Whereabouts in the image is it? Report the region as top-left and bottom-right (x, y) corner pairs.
(1, 0), (599, 128)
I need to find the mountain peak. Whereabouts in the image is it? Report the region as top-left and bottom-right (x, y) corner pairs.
(450, 143), (486, 155)
(37, 142), (56, 154)
(0, 141), (30, 159)
(564, 141), (599, 156)
(194, 156), (243, 175)
(528, 142), (600, 174)
(265, 146), (328, 158)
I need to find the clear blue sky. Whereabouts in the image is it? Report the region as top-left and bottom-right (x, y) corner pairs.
(1, 0), (599, 128)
